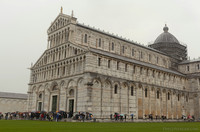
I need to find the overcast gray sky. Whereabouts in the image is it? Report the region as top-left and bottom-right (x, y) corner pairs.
(0, 0), (200, 94)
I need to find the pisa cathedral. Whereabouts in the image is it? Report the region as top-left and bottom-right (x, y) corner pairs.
(27, 8), (200, 119)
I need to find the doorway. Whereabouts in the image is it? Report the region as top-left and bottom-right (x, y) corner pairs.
(69, 99), (74, 116)
(38, 102), (42, 111)
(52, 95), (57, 112)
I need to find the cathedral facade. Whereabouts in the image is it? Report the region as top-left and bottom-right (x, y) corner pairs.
(27, 9), (200, 119)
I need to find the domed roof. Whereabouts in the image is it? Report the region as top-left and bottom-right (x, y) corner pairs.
(154, 25), (179, 44)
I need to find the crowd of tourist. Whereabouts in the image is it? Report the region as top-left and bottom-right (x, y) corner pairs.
(0, 111), (93, 122)
(0, 111), (197, 122)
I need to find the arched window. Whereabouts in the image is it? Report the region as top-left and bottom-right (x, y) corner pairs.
(69, 89), (74, 96)
(157, 90), (159, 99)
(84, 34), (87, 43)
(52, 85), (58, 91)
(112, 42), (114, 51)
(39, 93), (42, 99)
(145, 88), (147, 97)
(168, 92), (170, 100)
(114, 85), (118, 94)
(131, 86), (134, 96)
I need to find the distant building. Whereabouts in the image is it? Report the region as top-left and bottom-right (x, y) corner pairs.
(27, 8), (200, 119)
(0, 92), (27, 113)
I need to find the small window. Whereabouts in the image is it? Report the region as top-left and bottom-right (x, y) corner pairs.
(117, 61), (119, 70)
(114, 85), (118, 94)
(140, 51), (143, 59)
(157, 57), (159, 63)
(133, 65), (135, 73)
(145, 88), (148, 97)
(99, 38), (101, 47)
(84, 34), (87, 43)
(168, 92), (170, 100)
(199, 78), (200, 85)
(122, 46), (125, 54)
(149, 54), (151, 62)
(178, 94), (180, 101)
(187, 66), (190, 71)
(197, 64), (199, 70)
(112, 42), (114, 51)
(108, 60), (111, 68)
(98, 58), (101, 66)
(157, 90), (159, 99)
(131, 86), (134, 96)
(132, 49), (134, 56)
(125, 64), (127, 72)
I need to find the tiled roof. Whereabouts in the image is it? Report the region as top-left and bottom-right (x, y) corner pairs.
(90, 48), (185, 77)
(0, 92), (27, 99)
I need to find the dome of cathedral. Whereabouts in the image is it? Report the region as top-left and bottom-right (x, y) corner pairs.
(154, 25), (179, 44)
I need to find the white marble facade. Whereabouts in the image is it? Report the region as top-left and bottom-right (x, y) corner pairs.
(27, 9), (200, 119)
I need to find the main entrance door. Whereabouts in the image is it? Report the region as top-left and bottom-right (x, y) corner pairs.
(38, 102), (42, 111)
(69, 99), (74, 116)
(52, 95), (57, 112)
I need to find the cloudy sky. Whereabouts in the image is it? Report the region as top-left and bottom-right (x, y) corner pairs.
(0, 0), (200, 93)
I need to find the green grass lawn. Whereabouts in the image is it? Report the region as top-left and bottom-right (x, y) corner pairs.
(0, 120), (199, 132)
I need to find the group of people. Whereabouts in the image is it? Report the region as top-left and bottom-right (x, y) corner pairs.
(144, 114), (165, 120)
(0, 111), (69, 121)
(182, 115), (195, 121)
(1, 111), (197, 122)
(111, 113), (134, 121)
(0, 111), (94, 122)
(73, 112), (93, 121)
(144, 114), (196, 121)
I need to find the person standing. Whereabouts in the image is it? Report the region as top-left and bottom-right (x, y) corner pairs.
(56, 113), (60, 122)
(131, 114), (134, 121)
(110, 114), (113, 120)
(124, 114), (126, 122)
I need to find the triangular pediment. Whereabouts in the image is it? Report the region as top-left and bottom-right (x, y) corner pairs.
(47, 13), (77, 34)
